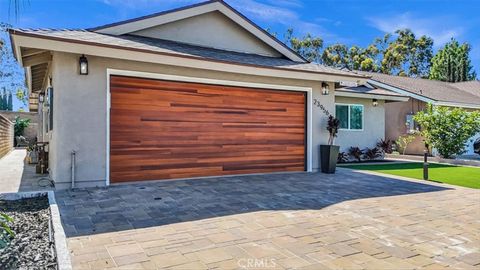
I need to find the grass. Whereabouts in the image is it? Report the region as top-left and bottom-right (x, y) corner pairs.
(341, 162), (480, 189)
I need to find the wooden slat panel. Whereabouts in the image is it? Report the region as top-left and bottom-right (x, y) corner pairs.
(110, 75), (306, 183)
(0, 115), (14, 159)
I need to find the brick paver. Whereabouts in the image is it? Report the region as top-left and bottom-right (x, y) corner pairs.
(55, 169), (480, 269)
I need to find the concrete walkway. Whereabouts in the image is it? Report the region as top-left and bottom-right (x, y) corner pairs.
(56, 170), (480, 269)
(0, 148), (52, 193)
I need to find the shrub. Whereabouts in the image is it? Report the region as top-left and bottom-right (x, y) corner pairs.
(0, 212), (14, 248)
(363, 147), (382, 160)
(348, 147), (363, 162)
(376, 139), (393, 154)
(395, 134), (417, 155)
(414, 104), (480, 158)
(14, 116), (30, 137)
(337, 152), (349, 163)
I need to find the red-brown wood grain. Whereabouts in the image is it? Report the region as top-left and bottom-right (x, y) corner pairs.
(110, 75), (306, 183)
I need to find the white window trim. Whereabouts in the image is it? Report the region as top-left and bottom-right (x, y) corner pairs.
(105, 68), (313, 186)
(335, 103), (364, 131)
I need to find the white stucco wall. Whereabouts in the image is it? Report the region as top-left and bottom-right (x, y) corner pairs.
(131, 11), (282, 57)
(49, 52), (335, 189)
(334, 96), (386, 152)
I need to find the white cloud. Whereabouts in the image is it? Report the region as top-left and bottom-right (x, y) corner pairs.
(367, 12), (463, 47)
(228, 0), (347, 42)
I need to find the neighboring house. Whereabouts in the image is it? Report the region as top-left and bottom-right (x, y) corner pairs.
(9, 0), (404, 188)
(363, 72), (480, 155)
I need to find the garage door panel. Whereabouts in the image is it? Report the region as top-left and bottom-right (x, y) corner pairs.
(110, 75), (306, 183)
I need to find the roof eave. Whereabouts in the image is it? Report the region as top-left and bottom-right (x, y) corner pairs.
(11, 31), (367, 82)
(335, 90), (409, 102)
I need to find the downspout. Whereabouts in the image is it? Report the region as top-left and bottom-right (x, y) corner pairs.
(71, 150), (76, 189)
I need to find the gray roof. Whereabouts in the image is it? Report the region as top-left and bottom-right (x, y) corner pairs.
(359, 71), (480, 106)
(336, 85), (406, 98)
(11, 28), (365, 78)
(450, 80), (480, 98)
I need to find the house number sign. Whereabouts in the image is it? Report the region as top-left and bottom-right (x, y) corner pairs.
(313, 98), (331, 117)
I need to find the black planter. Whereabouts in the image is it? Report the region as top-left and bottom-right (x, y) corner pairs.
(320, 145), (340, 173)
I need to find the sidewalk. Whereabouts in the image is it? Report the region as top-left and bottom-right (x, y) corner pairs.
(0, 148), (53, 193)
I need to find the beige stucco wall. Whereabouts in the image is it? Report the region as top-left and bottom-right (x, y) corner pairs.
(334, 96), (386, 152)
(132, 11), (282, 57)
(385, 98), (427, 155)
(50, 51), (336, 189)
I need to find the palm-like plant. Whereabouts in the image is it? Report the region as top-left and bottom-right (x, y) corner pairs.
(327, 115), (340, 145)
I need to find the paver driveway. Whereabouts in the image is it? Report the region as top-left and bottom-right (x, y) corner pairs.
(55, 169), (480, 269)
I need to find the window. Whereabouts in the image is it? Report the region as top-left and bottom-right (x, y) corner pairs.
(405, 114), (415, 133)
(46, 87), (53, 131)
(335, 104), (364, 130)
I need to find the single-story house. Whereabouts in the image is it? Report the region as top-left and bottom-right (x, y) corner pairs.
(363, 72), (480, 155)
(9, 0), (405, 188)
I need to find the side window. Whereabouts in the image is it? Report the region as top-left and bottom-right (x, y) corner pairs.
(47, 87), (53, 131)
(335, 105), (349, 129)
(335, 104), (364, 130)
(406, 114), (415, 133)
(350, 105), (363, 130)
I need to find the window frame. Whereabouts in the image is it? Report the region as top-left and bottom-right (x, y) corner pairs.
(335, 103), (364, 131)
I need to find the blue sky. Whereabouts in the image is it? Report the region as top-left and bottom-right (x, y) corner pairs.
(1, 0), (479, 110)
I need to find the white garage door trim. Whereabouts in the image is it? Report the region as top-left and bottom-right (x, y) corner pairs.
(105, 68), (313, 186)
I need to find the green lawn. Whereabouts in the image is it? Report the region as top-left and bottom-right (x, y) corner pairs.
(341, 162), (480, 189)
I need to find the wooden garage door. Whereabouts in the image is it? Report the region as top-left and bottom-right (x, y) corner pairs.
(110, 75), (306, 183)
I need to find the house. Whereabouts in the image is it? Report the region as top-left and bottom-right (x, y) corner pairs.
(9, 0), (405, 188)
(363, 72), (480, 155)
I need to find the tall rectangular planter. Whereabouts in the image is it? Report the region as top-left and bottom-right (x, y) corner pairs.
(320, 145), (340, 174)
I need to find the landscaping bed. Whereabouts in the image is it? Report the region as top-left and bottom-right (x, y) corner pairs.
(0, 195), (56, 269)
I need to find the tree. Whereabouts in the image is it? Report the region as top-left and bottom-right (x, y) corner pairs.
(7, 92), (13, 111)
(381, 29), (433, 77)
(0, 23), (28, 110)
(414, 104), (480, 158)
(429, 39), (477, 82)
(284, 28), (323, 63)
(321, 43), (348, 68)
(15, 88), (27, 106)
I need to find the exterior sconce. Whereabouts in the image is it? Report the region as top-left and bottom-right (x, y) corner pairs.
(372, 99), (378, 107)
(79, 54), (88, 75)
(321, 82), (329, 95)
(39, 93), (45, 103)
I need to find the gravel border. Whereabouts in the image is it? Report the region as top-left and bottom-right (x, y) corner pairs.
(0, 191), (72, 270)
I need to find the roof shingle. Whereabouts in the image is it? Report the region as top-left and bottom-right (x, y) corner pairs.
(359, 71), (480, 106)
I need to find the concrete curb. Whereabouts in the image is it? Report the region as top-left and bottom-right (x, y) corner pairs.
(0, 191), (72, 270)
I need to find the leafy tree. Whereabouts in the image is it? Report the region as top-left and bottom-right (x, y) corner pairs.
(321, 43), (348, 68)
(381, 29), (433, 77)
(14, 116), (30, 137)
(414, 104), (480, 158)
(0, 23), (27, 109)
(284, 28), (323, 63)
(429, 39), (477, 82)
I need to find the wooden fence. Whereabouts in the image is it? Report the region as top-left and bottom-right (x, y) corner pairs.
(0, 114), (14, 159)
